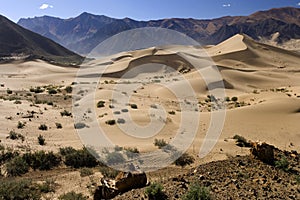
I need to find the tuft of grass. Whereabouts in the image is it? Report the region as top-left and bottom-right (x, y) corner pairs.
(182, 182), (211, 200)
(17, 121), (25, 129)
(38, 124), (48, 131)
(174, 152), (195, 168)
(130, 104), (138, 109)
(275, 155), (289, 172)
(60, 110), (72, 117)
(145, 182), (164, 199)
(233, 135), (251, 147)
(97, 100), (105, 108)
(55, 123), (63, 129)
(105, 119), (116, 125)
(154, 138), (168, 149)
(38, 134), (45, 145)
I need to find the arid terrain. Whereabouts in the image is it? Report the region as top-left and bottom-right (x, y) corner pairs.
(0, 32), (299, 199)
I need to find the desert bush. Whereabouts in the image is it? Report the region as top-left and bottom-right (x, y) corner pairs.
(125, 147), (139, 159)
(48, 88), (57, 94)
(56, 122), (63, 129)
(59, 191), (87, 200)
(168, 111), (176, 115)
(224, 97), (231, 102)
(275, 155), (289, 172)
(181, 182), (211, 200)
(65, 86), (73, 93)
(0, 148), (19, 164)
(6, 156), (29, 176)
(24, 151), (61, 171)
(38, 179), (56, 193)
(14, 100), (22, 104)
(38, 134), (45, 145)
(97, 100), (105, 108)
(60, 110), (72, 117)
(121, 108), (129, 112)
(106, 151), (125, 165)
(38, 124), (48, 131)
(130, 104), (138, 109)
(99, 166), (120, 179)
(64, 147), (98, 168)
(154, 138), (168, 149)
(59, 146), (77, 156)
(6, 89), (13, 94)
(80, 167), (94, 177)
(30, 86), (44, 93)
(145, 182), (164, 199)
(0, 179), (41, 200)
(233, 135), (251, 147)
(174, 152), (195, 167)
(105, 119), (116, 125)
(231, 96), (238, 102)
(17, 121), (25, 129)
(114, 145), (123, 151)
(8, 130), (24, 141)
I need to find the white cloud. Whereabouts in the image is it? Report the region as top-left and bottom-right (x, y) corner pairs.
(222, 4), (231, 7)
(298, 2), (300, 6)
(39, 4), (54, 10)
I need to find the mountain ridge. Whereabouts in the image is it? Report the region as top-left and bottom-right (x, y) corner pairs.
(17, 7), (300, 54)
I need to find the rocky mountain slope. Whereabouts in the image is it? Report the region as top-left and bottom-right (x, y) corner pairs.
(18, 7), (300, 54)
(0, 15), (83, 65)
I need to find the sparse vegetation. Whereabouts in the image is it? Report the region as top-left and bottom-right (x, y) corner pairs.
(23, 151), (61, 171)
(168, 110), (176, 115)
(63, 147), (98, 168)
(38, 134), (45, 145)
(6, 89), (13, 94)
(99, 166), (120, 179)
(130, 104), (138, 109)
(59, 191), (87, 200)
(80, 167), (94, 177)
(231, 96), (238, 102)
(233, 135), (251, 147)
(56, 122), (63, 129)
(105, 119), (116, 125)
(5, 156), (29, 176)
(60, 110), (72, 117)
(275, 155), (289, 172)
(30, 86), (44, 93)
(65, 86), (73, 93)
(17, 121), (25, 129)
(38, 124), (48, 131)
(174, 152), (195, 167)
(7, 131), (25, 141)
(181, 182), (211, 200)
(154, 138), (168, 149)
(145, 182), (164, 200)
(97, 100), (105, 108)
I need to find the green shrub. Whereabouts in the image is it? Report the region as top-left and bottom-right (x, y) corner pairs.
(38, 134), (45, 145)
(24, 151), (61, 171)
(106, 151), (125, 165)
(105, 119), (116, 125)
(0, 179), (41, 200)
(224, 97), (230, 102)
(17, 121), (25, 129)
(145, 182), (164, 199)
(130, 104), (138, 109)
(80, 167), (94, 177)
(182, 182), (211, 200)
(38, 179), (56, 193)
(64, 147), (98, 168)
(125, 147), (139, 159)
(233, 135), (251, 147)
(14, 100), (22, 104)
(59, 146), (77, 156)
(174, 153), (195, 167)
(154, 138), (168, 149)
(6, 89), (13, 94)
(48, 88), (57, 94)
(6, 156), (29, 176)
(30, 86), (44, 93)
(0, 149), (19, 164)
(8, 130), (25, 141)
(59, 191), (87, 200)
(97, 100), (105, 108)
(60, 110), (72, 117)
(231, 96), (238, 102)
(65, 86), (73, 93)
(99, 166), (120, 179)
(56, 122), (63, 129)
(168, 111), (176, 115)
(38, 124), (48, 131)
(275, 156), (289, 172)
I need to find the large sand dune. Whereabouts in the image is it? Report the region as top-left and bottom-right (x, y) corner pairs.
(0, 34), (300, 166)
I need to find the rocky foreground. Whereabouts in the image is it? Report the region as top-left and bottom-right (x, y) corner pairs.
(111, 144), (300, 200)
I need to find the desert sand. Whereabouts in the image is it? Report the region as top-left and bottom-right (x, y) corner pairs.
(0, 34), (300, 197)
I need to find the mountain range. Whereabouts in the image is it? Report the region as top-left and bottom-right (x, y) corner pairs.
(0, 15), (83, 65)
(18, 7), (300, 54)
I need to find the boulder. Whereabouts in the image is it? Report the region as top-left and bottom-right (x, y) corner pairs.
(250, 142), (274, 164)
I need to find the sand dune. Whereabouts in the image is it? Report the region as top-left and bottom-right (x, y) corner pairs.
(0, 34), (300, 170)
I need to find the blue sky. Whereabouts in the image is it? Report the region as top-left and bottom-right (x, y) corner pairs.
(1, 0), (300, 22)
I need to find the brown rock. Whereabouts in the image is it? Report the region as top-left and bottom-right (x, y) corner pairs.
(250, 142), (275, 164)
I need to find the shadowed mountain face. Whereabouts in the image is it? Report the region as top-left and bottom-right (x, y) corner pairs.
(0, 15), (83, 65)
(18, 7), (300, 55)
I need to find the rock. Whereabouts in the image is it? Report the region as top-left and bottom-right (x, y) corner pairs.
(115, 171), (147, 193)
(250, 142), (275, 164)
(94, 171), (147, 200)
